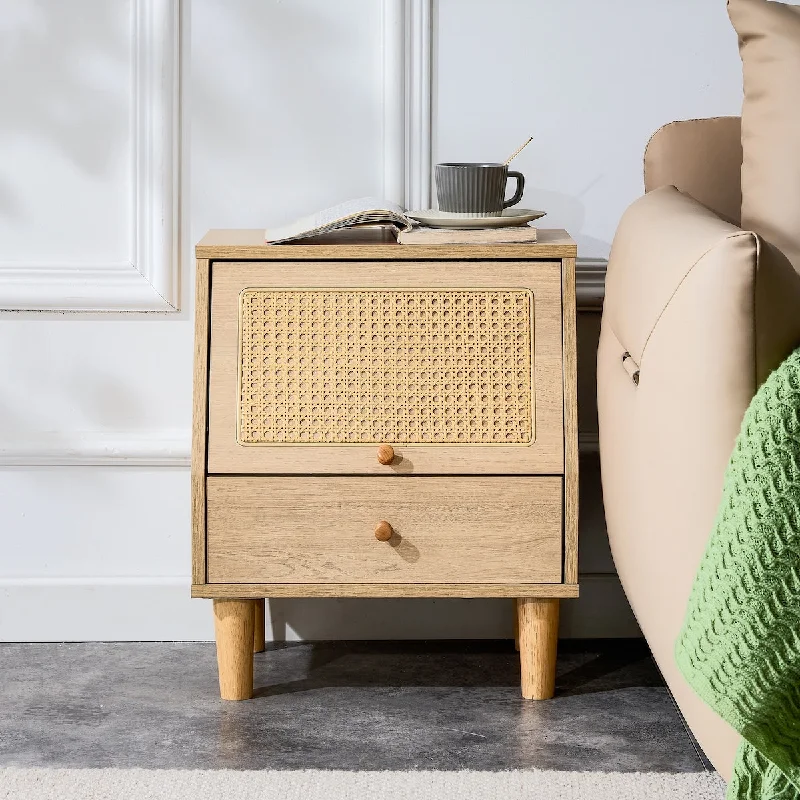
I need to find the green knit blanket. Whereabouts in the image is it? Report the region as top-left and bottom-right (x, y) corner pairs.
(676, 348), (800, 799)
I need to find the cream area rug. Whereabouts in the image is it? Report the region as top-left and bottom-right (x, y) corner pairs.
(0, 768), (725, 799)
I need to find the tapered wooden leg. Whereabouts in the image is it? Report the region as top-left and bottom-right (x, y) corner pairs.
(517, 597), (559, 700)
(253, 599), (266, 653)
(213, 599), (255, 700)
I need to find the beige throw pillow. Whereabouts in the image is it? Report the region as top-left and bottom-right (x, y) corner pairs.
(728, 0), (800, 275)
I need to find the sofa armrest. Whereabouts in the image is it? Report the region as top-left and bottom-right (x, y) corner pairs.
(603, 185), (800, 387)
(597, 185), (800, 779)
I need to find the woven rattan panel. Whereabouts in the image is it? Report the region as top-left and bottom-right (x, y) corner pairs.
(238, 289), (533, 445)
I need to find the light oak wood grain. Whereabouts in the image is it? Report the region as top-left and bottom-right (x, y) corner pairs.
(207, 261), (564, 475)
(196, 228), (577, 261)
(253, 598), (266, 653)
(206, 477), (563, 585)
(517, 597), (560, 700)
(562, 257), (579, 584)
(191, 258), (210, 584)
(213, 599), (255, 700)
(193, 583), (580, 599)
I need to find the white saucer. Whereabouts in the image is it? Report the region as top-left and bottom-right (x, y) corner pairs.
(406, 208), (546, 229)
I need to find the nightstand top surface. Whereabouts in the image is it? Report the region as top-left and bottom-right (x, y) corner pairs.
(196, 228), (576, 261)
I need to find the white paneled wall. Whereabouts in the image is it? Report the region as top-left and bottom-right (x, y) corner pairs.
(0, 0), (744, 641)
(0, 0), (179, 311)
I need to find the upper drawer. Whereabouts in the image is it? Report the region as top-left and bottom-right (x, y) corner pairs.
(207, 261), (564, 474)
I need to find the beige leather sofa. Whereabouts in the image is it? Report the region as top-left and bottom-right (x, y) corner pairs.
(597, 117), (800, 779)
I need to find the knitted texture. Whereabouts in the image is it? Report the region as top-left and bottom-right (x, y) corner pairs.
(676, 347), (800, 800)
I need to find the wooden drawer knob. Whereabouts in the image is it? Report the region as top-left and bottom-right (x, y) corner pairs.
(374, 521), (393, 541)
(377, 444), (395, 465)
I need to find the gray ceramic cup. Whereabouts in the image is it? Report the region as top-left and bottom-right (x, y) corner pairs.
(435, 163), (525, 217)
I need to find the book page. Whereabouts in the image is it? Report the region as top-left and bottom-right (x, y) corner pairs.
(266, 197), (408, 243)
(310, 197), (405, 226)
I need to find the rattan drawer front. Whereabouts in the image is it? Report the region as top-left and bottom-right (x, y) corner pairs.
(208, 261), (564, 474)
(238, 288), (534, 445)
(206, 476), (563, 585)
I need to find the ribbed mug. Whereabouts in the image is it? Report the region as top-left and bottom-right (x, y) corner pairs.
(434, 163), (525, 217)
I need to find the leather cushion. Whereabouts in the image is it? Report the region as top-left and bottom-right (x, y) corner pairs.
(729, 0), (800, 275)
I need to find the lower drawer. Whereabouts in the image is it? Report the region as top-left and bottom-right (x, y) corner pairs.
(206, 477), (563, 584)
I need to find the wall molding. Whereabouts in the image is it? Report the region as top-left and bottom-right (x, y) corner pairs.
(382, 1), (405, 206)
(0, 427), (604, 467)
(382, 0), (432, 210)
(0, 0), (180, 313)
(0, 431), (190, 467)
(404, 0), (433, 211)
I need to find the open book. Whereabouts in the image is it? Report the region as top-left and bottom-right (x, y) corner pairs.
(265, 197), (413, 244)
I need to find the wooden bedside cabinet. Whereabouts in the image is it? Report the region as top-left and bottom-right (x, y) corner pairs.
(192, 228), (578, 701)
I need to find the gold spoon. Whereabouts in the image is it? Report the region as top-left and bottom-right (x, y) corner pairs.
(504, 136), (533, 166)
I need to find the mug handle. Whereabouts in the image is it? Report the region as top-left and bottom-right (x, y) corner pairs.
(503, 171), (525, 208)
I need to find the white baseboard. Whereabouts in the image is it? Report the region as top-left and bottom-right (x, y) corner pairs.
(0, 578), (213, 641)
(0, 574), (638, 641)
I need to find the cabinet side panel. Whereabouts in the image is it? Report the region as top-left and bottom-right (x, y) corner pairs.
(562, 257), (579, 583)
(191, 258), (211, 584)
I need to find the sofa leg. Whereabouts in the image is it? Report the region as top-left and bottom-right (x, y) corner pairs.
(517, 597), (559, 700)
(253, 599), (266, 653)
(213, 599), (255, 700)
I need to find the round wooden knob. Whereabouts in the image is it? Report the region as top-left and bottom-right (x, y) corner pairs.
(376, 444), (395, 465)
(374, 521), (393, 542)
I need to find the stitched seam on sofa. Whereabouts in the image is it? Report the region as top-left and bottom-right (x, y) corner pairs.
(639, 231), (755, 366)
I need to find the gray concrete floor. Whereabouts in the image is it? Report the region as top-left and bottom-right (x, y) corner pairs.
(0, 640), (710, 772)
